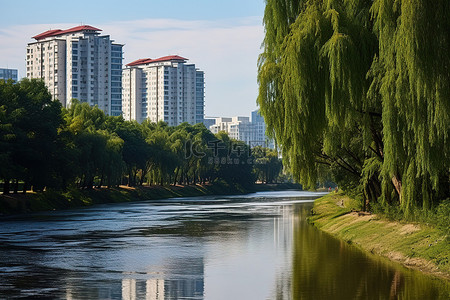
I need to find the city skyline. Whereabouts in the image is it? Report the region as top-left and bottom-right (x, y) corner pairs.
(0, 0), (265, 117)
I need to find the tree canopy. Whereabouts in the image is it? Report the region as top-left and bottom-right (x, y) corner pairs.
(258, 0), (449, 216)
(0, 79), (284, 194)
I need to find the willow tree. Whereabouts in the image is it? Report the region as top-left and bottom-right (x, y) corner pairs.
(258, 0), (378, 197)
(258, 0), (449, 215)
(371, 0), (450, 213)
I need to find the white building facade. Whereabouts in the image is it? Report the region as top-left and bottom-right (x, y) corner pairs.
(26, 25), (123, 116)
(122, 56), (204, 126)
(207, 110), (274, 148)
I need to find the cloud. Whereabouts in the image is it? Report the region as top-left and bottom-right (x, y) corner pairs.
(0, 17), (264, 117)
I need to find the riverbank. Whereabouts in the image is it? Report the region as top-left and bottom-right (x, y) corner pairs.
(0, 182), (302, 215)
(308, 192), (450, 280)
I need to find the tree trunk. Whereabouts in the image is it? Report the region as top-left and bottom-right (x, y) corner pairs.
(140, 169), (147, 186)
(178, 172), (183, 185)
(128, 169), (132, 187)
(98, 174), (104, 189)
(22, 181), (28, 194)
(391, 175), (402, 204)
(173, 168), (179, 186)
(3, 179), (10, 194)
(13, 179), (19, 194)
(81, 175), (87, 189)
(87, 177), (94, 190)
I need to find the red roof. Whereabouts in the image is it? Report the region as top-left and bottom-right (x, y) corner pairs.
(126, 55), (188, 67)
(32, 29), (63, 40)
(32, 25), (102, 40)
(126, 58), (153, 67)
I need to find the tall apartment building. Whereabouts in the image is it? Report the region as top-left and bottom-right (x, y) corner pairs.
(0, 68), (18, 81)
(251, 110), (271, 147)
(26, 25), (123, 116)
(122, 55), (204, 126)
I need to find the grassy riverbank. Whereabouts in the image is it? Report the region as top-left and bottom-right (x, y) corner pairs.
(0, 182), (302, 215)
(309, 192), (450, 280)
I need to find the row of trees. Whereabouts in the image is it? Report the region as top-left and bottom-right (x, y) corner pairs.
(0, 79), (283, 194)
(258, 0), (449, 216)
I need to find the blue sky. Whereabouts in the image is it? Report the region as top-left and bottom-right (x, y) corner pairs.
(0, 0), (266, 117)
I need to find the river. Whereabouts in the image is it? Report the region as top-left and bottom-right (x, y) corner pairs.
(0, 190), (448, 299)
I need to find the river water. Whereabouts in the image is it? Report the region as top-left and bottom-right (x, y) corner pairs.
(0, 190), (448, 299)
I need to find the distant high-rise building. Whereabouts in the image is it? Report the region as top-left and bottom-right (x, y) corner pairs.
(0, 68), (18, 81)
(26, 25), (123, 116)
(122, 55), (204, 125)
(202, 117), (218, 130)
(210, 116), (251, 141)
(251, 109), (273, 148)
(208, 117), (232, 134)
(208, 110), (274, 148)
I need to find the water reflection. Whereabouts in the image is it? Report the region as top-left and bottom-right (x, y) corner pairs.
(288, 205), (450, 300)
(0, 191), (448, 299)
(121, 278), (166, 300)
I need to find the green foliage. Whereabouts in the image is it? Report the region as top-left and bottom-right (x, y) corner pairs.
(0, 78), (63, 192)
(258, 0), (449, 218)
(252, 146), (283, 183)
(436, 199), (450, 236)
(1, 79), (283, 194)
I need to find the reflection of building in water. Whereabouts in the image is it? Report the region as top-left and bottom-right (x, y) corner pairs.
(271, 205), (296, 300)
(122, 278), (137, 300)
(120, 275), (203, 300)
(164, 277), (204, 299)
(119, 257), (204, 300)
(273, 205), (295, 249)
(146, 279), (165, 300)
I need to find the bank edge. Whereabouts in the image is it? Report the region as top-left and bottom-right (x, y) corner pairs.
(308, 192), (450, 281)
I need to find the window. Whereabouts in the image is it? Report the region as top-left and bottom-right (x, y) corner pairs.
(111, 45), (122, 52)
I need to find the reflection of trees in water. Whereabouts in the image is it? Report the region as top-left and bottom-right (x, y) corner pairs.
(389, 271), (402, 300)
(284, 205), (449, 300)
